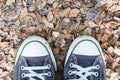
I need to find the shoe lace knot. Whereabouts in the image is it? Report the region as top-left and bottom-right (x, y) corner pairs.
(21, 64), (51, 80)
(68, 63), (100, 80)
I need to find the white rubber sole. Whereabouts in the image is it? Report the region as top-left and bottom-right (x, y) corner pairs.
(15, 36), (57, 71)
(64, 35), (105, 66)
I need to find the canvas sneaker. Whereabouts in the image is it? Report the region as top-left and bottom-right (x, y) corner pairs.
(14, 36), (57, 80)
(64, 36), (106, 80)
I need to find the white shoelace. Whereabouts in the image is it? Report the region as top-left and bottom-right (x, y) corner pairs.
(68, 63), (100, 80)
(21, 64), (51, 80)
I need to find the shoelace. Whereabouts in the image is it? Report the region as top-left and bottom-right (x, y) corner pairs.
(21, 64), (51, 80)
(68, 63), (100, 80)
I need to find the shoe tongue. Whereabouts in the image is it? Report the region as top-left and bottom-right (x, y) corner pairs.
(75, 54), (99, 67)
(24, 56), (47, 66)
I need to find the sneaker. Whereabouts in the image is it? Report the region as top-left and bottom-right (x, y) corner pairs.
(64, 36), (106, 80)
(14, 36), (57, 80)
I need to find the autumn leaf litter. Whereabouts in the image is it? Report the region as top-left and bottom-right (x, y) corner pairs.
(0, 0), (120, 80)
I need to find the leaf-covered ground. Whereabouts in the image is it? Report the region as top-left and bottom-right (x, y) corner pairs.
(0, 0), (120, 80)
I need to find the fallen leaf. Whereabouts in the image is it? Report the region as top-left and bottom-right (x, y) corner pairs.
(6, 0), (15, 5)
(63, 29), (72, 39)
(5, 62), (13, 71)
(84, 21), (98, 28)
(20, 8), (28, 18)
(53, 1), (59, 9)
(83, 28), (92, 35)
(69, 8), (80, 17)
(9, 48), (17, 58)
(106, 69), (112, 78)
(53, 47), (59, 54)
(0, 71), (9, 78)
(47, 11), (54, 22)
(0, 68), (3, 75)
(109, 5), (120, 12)
(0, 42), (9, 48)
(114, 17), (120, 22)
(110, 72), (120, 80)
(59, 8), (71, 18)
(107, 46), (114, 54)
(52, 31), (60, 38)
(53, 7), (61, 16)
(47, 0), (54, 4)
(113, 46), (120, 56)
(42, 16), (54, 28)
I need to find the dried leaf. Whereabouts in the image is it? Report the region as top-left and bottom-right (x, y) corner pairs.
(59, 8), (71, 18)
(52, 31), (60, 38)
(6, 0), (15, 5)
(83, 28), (92, 35)
(47, 11), (54, 22)
(20, 8), (28, 18)
(69, 8), (80, 17)
(42, 16), (54, 28)
(63, 29), (72, 39)
(107, 46), (114, 54)
(114, 17), (120, 22)
(9, 48), (17, 58)
(0, 42), (9, 48)
(47, 0), (54, 4)
(0, 71), (9, 78)
(113, 46), (120, 56)
(109, 5), (120, 12)
(110, 72), (120, 80)
(84, 21), (98, 28)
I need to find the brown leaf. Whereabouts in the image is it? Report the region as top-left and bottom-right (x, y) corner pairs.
(83, 28), (92, 35)
(113, 46), (120, 56)
(6, 0), (15, 5)
(63, 29), (72, 39)
(114, 17), (120, 22)
(42, 16), (54, 28)
(109, 5), (120, 12)
(9, 48), (17, 58)
(110, 72), (120, 80)
(69, 8), (80, 17)
(0, 42), (9, 48)
(52, 31), (60, 38)
(47, 11), (54, 22)
(59, 8), (71, 18)
(0, 71), (9, 78)
(20, 8), (28, 18)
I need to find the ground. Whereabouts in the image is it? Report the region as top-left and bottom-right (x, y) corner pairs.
(0, 0), (120, 80)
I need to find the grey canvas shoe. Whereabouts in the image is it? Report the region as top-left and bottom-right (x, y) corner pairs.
(14, 36), (57, 80)
(64, 36), (106, 80)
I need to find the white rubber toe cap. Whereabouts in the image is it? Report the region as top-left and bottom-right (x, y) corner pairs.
(73, 40), (100, 56)
(65, 35), (104, 65)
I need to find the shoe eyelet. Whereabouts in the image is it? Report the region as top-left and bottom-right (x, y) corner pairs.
(96, 65), (100, 69)
(47, 72), (51, 77)
(21, 66), (24, 70)
(21, 73), (25, 78)
(95, 72), (98, 77)
(47, 64), (51, 69)
(69, 63), (73, 67)
(68, 70), (72, 75)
